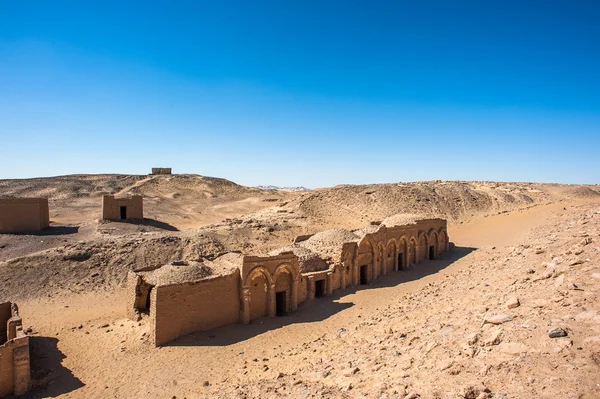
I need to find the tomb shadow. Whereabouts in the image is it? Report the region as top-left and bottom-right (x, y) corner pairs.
(101, 218), (179, 231)
(5, 226), (80, 236)
(169, 246), (476, 347)
(25, 336), (84, 398)
(40, 226), (80, 236)
(355, 245), (476, 292)
(140, 218), (179, 232)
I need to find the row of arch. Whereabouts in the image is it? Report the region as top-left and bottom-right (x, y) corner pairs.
(357, 227), (448, 281)
(240, 227), (449, 324)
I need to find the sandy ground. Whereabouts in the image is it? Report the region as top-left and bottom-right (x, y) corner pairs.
(16, 198), (600, 398)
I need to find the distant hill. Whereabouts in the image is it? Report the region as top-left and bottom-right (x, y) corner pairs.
(256, 185), (310, 192)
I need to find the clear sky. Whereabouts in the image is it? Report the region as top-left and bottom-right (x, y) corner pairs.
(1, 1), (599, 188)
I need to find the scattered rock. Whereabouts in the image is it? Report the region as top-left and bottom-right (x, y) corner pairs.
(482, 327), (503, 346)
(460, 383), (490, 399)
(483, 314), (513, 325)
(547, 327), (568, 338)
(506, 296), (520, 309)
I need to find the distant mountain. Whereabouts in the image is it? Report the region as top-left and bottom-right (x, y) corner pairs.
(256, 185), (310, 192)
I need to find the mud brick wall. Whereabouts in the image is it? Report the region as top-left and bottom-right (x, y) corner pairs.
(0, 198), (49, 233)
(153, 272), (241, 346)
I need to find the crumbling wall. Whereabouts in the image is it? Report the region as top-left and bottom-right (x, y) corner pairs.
(101, 195), (144, 221)
(0, 302), (10, 345)
(0, 198), (49, 233)
(126, 271), (155, 320)
(0, 302), (30, 397)
(153, 271), (240, 346)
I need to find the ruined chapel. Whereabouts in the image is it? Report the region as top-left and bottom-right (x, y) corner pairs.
(128, 216), (450, 346)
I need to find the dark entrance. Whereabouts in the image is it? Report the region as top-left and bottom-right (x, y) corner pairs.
(315, 280), (326, 298)
(360, 265), (368, 285)
(120, 206), (127, 220)
(144, 286), (153, 315)
(397, 252), (404, 270)
(429, 246), (435, 260)
(276, 291), (287, 316)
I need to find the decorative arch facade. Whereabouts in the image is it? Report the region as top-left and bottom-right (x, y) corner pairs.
(241, 254), (300, 324)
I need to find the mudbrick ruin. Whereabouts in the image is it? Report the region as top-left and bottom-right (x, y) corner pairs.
(0, 302), (31, 397)
(128, 217), (450, 346)
(101, 195), (144, 221)
(151, 168), (172, 175)
(0, 198), (49, 233)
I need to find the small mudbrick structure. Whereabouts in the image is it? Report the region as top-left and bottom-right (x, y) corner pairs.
(128, 216), (450, 346)
(0, 302), (31, 397)
(0, 198), (49, 234)
(102, 195), (143, 221)
(151, 168), (172, 175)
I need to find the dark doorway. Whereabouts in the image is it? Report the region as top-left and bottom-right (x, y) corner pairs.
(276, 291), (287, 316)
(360, 265), (368, 285)
(429, 246), (435, 260)
(315, 280), (326, 298)
(397, 252), (404, 270)
(144, 286), (153, 315)
(120, 206), (127, 220)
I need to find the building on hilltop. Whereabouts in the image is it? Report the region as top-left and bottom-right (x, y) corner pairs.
(151, 168), (172, 175)
(0, 302), (31, 397)
(101, 195), (144, 221)
(0, 198), (49, 234)
(128, 217), (450, 346)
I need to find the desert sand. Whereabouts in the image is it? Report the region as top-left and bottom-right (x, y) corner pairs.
(1, 174), (600, 398)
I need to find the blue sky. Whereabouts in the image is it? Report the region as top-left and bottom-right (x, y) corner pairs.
(1, 1), (599, 187)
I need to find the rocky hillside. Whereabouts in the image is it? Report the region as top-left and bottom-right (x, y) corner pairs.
(294, 181), (600, 229)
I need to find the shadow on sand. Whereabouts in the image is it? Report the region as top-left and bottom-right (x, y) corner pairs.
(98, 218), (179, 232)
(140, 218), (179, 231)
(4, 225), (80, 236)
(169, 246), (476, 347)
(25, 336), (84, 398)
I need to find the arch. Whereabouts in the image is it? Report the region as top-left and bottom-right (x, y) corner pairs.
(243, 266), (274, 288)
(408, 237), (418, 266)
(428, 229), (439, 259)
(273, 262), (299, 282)
(357, 238), (375, 284)
(385, 240), (397, 273)
(246, 267), (272, 321)
(397, 236), (409, 269)
(418, 231), (428, 262)
(273, 266), (293, 315)
(438, 227), (448, 252)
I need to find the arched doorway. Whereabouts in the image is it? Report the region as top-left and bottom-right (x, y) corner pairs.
(438, 229), (448, 253)
(274, 269), (293, 316)
(249, 270), (270, 321)
(386, 241), (396, 273)
(418, 234), (428, 262)
(358, 239), (375, 284)
(428, 231), (438, 259)
(409, 237), (418, 266)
